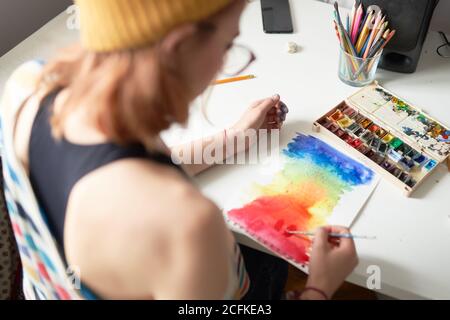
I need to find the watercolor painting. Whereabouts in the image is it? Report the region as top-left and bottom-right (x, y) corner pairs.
(226, 134), (378, 265)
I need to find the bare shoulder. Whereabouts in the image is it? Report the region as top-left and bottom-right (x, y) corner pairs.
(3, 61), (46, 167)
(64, 158), (231, 298)
(68, 157), (217, 226)
(2, 60), (43, 106)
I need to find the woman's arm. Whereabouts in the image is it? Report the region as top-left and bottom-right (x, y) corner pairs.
(171, 95), (288, 176)
(286, 226), (359, 300)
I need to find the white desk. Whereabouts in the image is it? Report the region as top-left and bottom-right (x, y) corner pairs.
(0, 0), (449, 300)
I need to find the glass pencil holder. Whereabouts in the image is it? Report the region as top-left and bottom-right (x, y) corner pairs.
(338, 46), (383, 87)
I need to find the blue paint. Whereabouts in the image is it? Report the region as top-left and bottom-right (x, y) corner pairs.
(424, 159), (437, 171)
(414, 155), (428, 165)
(283, 134), (375, 186)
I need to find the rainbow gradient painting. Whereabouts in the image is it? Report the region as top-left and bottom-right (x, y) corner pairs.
(226, 134), (378, 265)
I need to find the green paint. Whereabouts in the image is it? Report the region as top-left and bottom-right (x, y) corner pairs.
(389, 138), (403, 150)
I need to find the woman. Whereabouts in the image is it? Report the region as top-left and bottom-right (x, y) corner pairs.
(1, 0), (357, 299)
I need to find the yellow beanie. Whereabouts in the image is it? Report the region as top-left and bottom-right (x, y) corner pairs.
(74, 0), (233, 52)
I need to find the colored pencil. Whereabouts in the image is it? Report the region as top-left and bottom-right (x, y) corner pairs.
(332, 1), (396, 83)
(370, 29), (393, 57)
(363, 12), (383, 58)
(333, 2), (344, 28)
(351, 4), (364, 44)
(356, 8), (371, 42)
(214, 74), (256, 85)
(359, 35), (371, 57)
(367, 16), (386, 52)
(352, 29), (396, 79)
(349, 2), (356, 34)
(371, 21), (388, 51)
(355, 10), (374, 53)
(334, 3), (357, 54)
(346, 14), (350, 33)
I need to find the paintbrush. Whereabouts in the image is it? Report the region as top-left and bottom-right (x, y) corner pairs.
(286, 230), (377, 240)
(334, 2), (358, 57)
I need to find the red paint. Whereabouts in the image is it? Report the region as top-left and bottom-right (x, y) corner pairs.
(228, 195), (312, 264)
(274, 219), (285, 231)
(351, 139), (362, 148)
(345, 136), (354, 144)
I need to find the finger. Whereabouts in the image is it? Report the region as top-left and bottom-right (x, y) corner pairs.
(249, 98), (266, 108)
(268, 107), (278, 115)
(327, 226), (357, 252)
(313, 227), (331, 250)
(315, 226), (346, 248)
(337, 236), (357, 254)
(328, 237), (341, 247)
(250, 94), (280, 109)
(327, 225), (351, 235)
(254, 94), (281, 114)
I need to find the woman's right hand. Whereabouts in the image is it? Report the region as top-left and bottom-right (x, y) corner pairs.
(303, 226), (359, 299)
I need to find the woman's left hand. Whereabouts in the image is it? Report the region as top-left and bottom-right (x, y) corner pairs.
(230, 94), (289, 134)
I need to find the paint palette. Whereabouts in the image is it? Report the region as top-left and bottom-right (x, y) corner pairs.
(313, 83), (450, 196)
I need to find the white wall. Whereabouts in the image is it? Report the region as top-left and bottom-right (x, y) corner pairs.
(0, 0), (72, 57)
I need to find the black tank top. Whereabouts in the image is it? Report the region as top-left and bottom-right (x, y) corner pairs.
(28, 92), (182, 258)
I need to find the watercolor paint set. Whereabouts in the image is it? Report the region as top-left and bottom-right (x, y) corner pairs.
(313, 83), (450, 196)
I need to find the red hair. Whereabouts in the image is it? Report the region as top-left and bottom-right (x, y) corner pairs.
(37, 42), (192, 146)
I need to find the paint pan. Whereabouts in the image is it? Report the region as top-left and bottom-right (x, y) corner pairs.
(361, 119), (373, 129)
(329, 109), (344, 121)
(378, 143), (389, 155)
(389, 138), (404, 150)
(337, 117), (354, 129)
(357, 144), (371, 155)
(382, 133), (395, 144)
(361, 131), (374, 143)
(387, 149), (403, 163)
